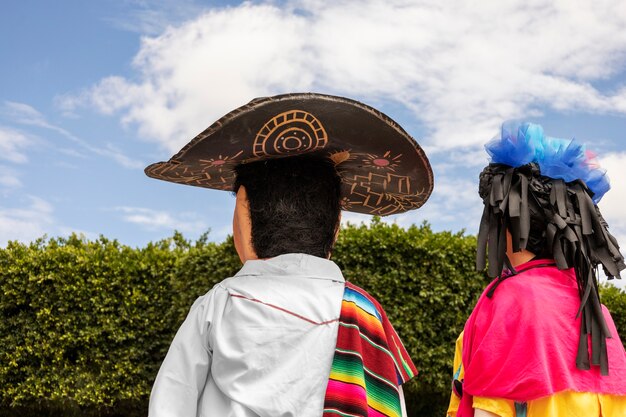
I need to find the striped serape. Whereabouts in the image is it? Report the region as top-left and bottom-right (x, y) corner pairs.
(323, 282), (418, 417)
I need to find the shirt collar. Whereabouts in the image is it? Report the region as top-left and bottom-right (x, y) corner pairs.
(235, 253), (345, 282)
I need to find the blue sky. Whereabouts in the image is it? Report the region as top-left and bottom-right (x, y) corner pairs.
(2, 0), (626, 283)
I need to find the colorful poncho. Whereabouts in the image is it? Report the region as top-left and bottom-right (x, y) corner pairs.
(323, 282), (418, 417)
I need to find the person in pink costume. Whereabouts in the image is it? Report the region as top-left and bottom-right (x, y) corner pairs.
(447, 121), (626, 417)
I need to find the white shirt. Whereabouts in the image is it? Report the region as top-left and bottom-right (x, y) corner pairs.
(149, 253), (345, 417)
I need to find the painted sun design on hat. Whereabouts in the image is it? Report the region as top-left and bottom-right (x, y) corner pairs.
(199, 151), (244, 173)
(360, 151), (402, 171)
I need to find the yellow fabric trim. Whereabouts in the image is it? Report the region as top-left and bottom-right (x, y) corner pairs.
(446, 332), (465, 417)
(473, 397), (515, 417)
(445, 331), (626, 417)
(472, 392), (626, 416)
(599, 393), (626, 417)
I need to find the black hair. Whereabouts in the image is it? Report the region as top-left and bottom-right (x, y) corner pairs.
(477, 162), (625, 375)
(477, 163), (550, 269)
(233, 154), (342, 259)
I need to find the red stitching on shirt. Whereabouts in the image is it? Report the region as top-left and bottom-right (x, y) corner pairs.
(229, 294), (339, 326)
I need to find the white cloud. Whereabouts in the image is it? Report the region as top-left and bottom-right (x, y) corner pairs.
(397, 173), (482, 232)
(0, 197), (97, 247)
(59, 0), (626, 155)
(98, 143), (146, 169)
(2, 101), (51, 127)
(0, 165), (22, 188)
(0, 126), (32, 163)
(598, 152), (626, 242)
(103, 0), (208, 36)
(575, 151), (626, 288)
(2, 101), (144, 169)
(114, 206), (208, 232)
(59, 4), (313, 153)
(0, 196), (55, 246)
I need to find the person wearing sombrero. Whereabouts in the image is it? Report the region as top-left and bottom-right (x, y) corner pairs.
(146, 93), (433, 417)
(446, 122), (626, 417)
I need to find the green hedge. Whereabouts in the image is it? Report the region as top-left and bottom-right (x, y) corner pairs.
(0, 235), (179, 409)
(1, 221), (625, 417)
(599, 283), (626, 346)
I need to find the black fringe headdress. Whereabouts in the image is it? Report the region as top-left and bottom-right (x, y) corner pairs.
(476, 122), (624, 375)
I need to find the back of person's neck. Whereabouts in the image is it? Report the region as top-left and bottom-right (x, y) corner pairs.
(507, 249), (536, 268)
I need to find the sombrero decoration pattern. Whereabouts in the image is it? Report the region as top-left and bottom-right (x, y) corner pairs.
(145, 93), (434, 216)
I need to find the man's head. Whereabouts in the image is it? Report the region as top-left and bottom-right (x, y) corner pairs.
(232, 154), (342, 261)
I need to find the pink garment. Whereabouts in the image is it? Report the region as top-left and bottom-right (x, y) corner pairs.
(459, 259), (626, 417)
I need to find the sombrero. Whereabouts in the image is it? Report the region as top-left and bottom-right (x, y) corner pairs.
(145, 93), (433, 216)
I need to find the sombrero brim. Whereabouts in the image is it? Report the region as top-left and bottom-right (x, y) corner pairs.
(145, 93), (433, 216)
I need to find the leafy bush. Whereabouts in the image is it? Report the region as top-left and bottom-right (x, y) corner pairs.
(0, 234), (181, 410)
(600, 283), (626, 344)
(1, 222), (625, 417)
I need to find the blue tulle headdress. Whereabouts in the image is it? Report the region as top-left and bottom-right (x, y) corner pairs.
(485, 121), (610, 203)
(477, 121), (624, 376)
